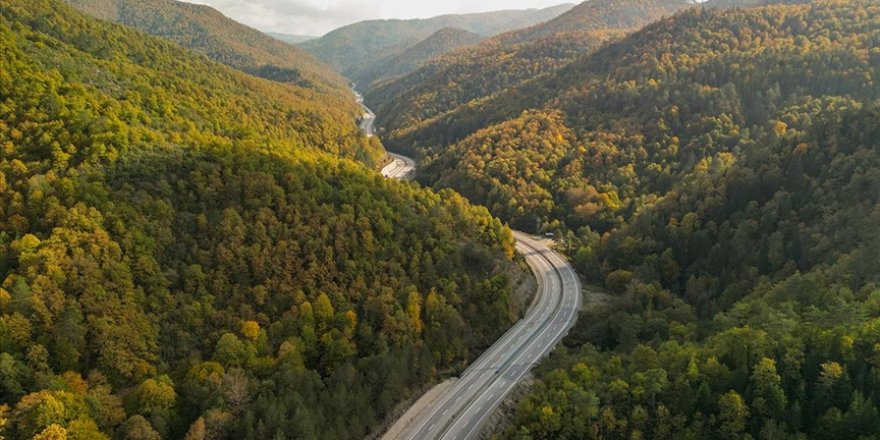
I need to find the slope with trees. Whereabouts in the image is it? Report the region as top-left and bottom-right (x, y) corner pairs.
(397, 1), (880, 438)
(502, 96), (880, 440)
(350, 27), (485, 88)
(300, 4), (574, 80)
(63, 0), (352, 96)
(365, 0), (694, 152)
(414, 0), (878, 221)
(267, 32), (316, 44)
(0, 1), (528, 439)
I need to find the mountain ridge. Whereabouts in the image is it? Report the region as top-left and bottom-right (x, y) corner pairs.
(64, 0), (351, 95)
(300, 3), (575, 78)
(366, 0), (694, 151)
(350, 27), (485, 88)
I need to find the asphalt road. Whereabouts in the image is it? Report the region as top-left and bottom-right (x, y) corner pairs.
(362, 92), (581, 440)
(380, 155), (581, 440)
(399, 232), (581, 440)
(354, 89), (376, 136)
(381, 153), (416, 180)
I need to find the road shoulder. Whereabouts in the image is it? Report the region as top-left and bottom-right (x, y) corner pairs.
(381, 378), (458, 440)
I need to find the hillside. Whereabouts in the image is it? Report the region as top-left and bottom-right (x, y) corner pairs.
(267, 32), (316, 44)
(0, 1), (528, 439)
(350, 27), (485, 88)
(365, 0), (693, 148)
(300, 4), (574, 78)
(63, 0), (350, 95)
(383, 1), (880, 438)
(505, 98), (880, 440)
(502, 0), (695, 43)
(420, 0), (879, 230)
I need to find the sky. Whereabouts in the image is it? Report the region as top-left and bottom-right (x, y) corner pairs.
(184, 0), (571, 36)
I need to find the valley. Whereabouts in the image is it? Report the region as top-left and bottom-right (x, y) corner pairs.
(1, 0), (878, 439)
(376, 127), (581, 440)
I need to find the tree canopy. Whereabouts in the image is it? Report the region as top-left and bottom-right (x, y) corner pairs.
(0, 1), (527, 438)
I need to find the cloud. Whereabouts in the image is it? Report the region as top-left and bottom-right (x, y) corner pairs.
(186, 0), (370, 35)
(184, 0), (570, 36)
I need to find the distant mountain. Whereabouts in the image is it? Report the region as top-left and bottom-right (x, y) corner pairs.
(366, 0), (693, 146)
(499, 0), (693, 44)
(706, 0), (810, 7)
(63, 0), (350, 94)
(350, 27), (485, 87)
(300, 4), (574, 78)
(267, 32), (317, 44)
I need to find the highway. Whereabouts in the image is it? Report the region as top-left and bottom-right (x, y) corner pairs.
(381, 153), (416, 179)
(354, 88), (413, 180)
(379, 153), (580, 440)
(361, 91), (581, 440)
(354, 89), (376, 136)
(397, 231), (581, 440)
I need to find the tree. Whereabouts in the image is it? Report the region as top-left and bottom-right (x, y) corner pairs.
(214, 334), (247, 367)
(127, 376), (176, 416)
(11, 392), (67, 439)
(314, 293), (335, 331)
(33, 424), (68, 440)
(718, 391), (749, 440)
(183, 417), (206, 440)
(240, 321), (260, 343)
(750, 358), (787, 421)
(118, 415), (160, 440)
(406, 289), (424, 338)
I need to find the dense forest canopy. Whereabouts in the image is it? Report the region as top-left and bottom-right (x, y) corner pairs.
(364, 0), (695, 150)
(416, 0), (879, 232)
(0, 1), (528, 439)
(376, 0), (880, 438)
(3, 0), (878, 438)
(502, 98), (880, 440)
(62, 0), (353, 98)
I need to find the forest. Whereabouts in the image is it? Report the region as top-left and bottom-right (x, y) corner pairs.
(415, 0), (879, 232)
(62, 0), (353, 98)
(300, 4), (575, 82)
(364, 0), (694, 153)
(373, 0), (880, 438)
(349, 27), (485, 89)
(4, 0), (880, 437)
(0, 1), (527, 438)
(501, 99), (880, 440)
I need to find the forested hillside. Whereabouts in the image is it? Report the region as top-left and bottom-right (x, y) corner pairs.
(502, 94), (880, 440)
(504, 0), (693, 42)
(418, 0), (879, 231)
(63, 0), (351, 96)
(350, 27), (485, 88)
(267, 32), (316, 44)
(365, 0), (693, 150)
(300, 4), (574, 81)
(0, 1), (527, 439)
(386, 1), (880, 438)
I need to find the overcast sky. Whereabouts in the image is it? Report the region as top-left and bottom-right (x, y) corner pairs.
(184, 0), (571, 36)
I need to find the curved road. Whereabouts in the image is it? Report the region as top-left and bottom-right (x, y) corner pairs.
(354, 89), (376, 136)
(381, 153), (416, 180)
(402, 232), (581, 440)
(364, 91), (581, 440)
